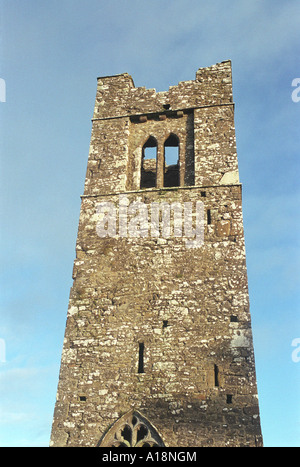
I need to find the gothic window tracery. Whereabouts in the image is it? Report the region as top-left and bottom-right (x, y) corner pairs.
(99, 410), (165, 447)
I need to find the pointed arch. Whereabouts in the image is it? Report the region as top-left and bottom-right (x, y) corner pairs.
(143, 135), (157, 150)
(141, 136), (157, 189)
(98, 409), (165, 447)
(164, 133), (179, 187)
(164, 133), (179, 148)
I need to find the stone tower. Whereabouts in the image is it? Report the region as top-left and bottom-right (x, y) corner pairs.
(50, 61), (263, 447)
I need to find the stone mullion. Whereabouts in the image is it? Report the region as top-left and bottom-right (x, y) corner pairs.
(156, 142), (164, 188)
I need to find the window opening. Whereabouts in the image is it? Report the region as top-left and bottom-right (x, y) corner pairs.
(207, 209), (212, 225)
(137, 425), (148, 443)
(214, 364), (219, 387)
(230, 315), (238, 322)
(138, 342), (145, 373)
(144, 146), (156, 160)
(164, 134), (179, 187)
(121, 425), (132, 444)
(141, 137), (157, 189)
(226, 394), (233, 404)
(98, 410), (165, 447)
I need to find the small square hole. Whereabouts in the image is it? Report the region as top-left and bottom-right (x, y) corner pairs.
(79, 396), (86, 402)
(226, 394), (233, 404)
(230, 315), (238, 322)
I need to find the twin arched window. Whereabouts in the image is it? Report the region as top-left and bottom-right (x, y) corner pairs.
(140, 134), (179, 189)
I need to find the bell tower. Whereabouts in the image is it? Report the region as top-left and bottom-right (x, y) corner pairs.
(50, 61), (263, 447)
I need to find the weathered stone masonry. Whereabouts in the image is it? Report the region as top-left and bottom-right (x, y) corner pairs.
(50, 60), (263, 447)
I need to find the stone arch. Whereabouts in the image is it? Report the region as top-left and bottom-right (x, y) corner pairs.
(164, 133), (179, 187)
(98, 409), (165, 447)
(141, 136), (158, 188)
(143, 135), (157, 151)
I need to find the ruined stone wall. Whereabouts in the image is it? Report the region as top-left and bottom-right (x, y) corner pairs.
(50, 61), (263, 447)
(84, 60), (237, 197)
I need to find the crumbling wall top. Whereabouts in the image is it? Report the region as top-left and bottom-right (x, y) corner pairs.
(92, 61), (233, 120)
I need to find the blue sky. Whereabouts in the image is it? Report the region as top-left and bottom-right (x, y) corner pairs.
(0, 0), (299, 447)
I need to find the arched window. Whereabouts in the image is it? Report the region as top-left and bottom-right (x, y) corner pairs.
(164, 134), (179, 187)
(141, 136), (157, 189)
(98, 410), (165, 447)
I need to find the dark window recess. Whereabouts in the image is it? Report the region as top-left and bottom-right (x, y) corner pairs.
(121, 425), (132, 445)
(226, 394), (233, 404)
(163, 320), (169, 328)
(137, 425), (148, 442)
(214, 364), (219, 387)
(207, 209), (212, 225)
(230, 315), (238, 322)
(79, 396), (86, 402)
(141, 136), (157, 189)
(138, 343), (145, 373)
(164, 134), (179, 187)
(201, 191), (206, 197)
